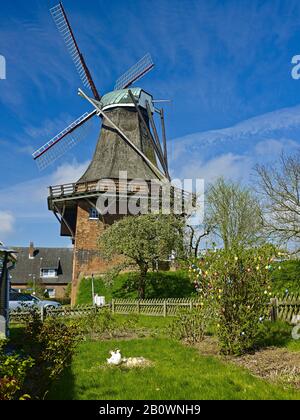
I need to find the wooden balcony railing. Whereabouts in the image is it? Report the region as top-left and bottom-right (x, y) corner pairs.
(48, 178), (195, 204)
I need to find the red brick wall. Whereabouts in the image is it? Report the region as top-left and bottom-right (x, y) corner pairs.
(71, 200), (122, 305)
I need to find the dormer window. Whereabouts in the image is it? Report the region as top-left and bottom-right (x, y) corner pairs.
(89, 208), (99, 220)
(41, 268), (57, 278)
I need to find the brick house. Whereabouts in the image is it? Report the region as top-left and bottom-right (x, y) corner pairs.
(9, 242), (72, 299)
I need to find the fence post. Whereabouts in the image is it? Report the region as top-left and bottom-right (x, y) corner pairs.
(41, 306), (45, 322)
(111, 299), (115, 314)
(190, 301), (193, 312)
(163, 300), (167, 318)
(270, 297), (278, 322)
(137, 301), (140, 314)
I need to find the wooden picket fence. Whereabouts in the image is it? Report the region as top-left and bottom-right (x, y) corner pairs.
(9, 295), (300, 324)
(112, 296), (300, 322)
(111, 298), (200, 317)
(270, 294), (300, 324)
(9, 304), (109, 324)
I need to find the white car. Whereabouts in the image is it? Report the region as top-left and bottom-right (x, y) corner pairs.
(9, 290), (61, 311)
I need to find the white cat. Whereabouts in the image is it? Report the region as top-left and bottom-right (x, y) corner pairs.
(107, 349), (122, 365)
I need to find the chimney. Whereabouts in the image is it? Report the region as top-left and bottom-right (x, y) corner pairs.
(29, 241), (34, 259)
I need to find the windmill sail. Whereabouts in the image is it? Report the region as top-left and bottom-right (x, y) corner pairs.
(32, 110), (97, 170)
(50, 2), (100, 100)
(114, 53), (154, 91)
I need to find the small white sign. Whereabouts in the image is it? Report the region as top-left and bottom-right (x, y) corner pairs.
(94, 295), (105, 307)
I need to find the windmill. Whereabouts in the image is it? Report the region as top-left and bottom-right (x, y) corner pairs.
(31, 2), (187, 305)
(32, 2), (170, 182)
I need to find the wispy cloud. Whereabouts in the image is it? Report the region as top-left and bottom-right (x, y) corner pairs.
(173, 153), (250, 184)
(0, 211), (15, 237)
(254, 138), (299, 156)
(171, 104), (300, 153)
(0, 160), (89, 218)
(170, 105), (300, 184)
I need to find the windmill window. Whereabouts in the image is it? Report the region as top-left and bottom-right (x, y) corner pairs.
(41, 269), (57, 278)
(89, 208), (99, 220)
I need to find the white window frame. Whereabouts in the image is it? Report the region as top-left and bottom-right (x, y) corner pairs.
(40, 268), (57, 278)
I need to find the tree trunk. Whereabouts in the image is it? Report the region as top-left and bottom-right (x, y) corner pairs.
(138, 264), (148, 299)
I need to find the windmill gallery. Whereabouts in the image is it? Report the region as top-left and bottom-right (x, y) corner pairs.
(31, 2), (193, 305)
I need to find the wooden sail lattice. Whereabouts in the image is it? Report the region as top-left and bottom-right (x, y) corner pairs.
(50, 2), (100, 98)
(114, 53), (154, 91)
(32, 111), (96, 170)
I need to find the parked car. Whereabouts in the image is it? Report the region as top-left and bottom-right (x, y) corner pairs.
(9, 290), (61, 311)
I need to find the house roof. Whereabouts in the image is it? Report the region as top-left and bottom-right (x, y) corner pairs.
(9, 246), (73, 285)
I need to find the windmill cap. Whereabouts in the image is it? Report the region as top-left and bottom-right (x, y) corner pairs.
(100, 88), (154, 113)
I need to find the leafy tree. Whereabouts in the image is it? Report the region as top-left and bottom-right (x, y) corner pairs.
(206, 177), (264, 249)
(255, 153), (300, 253)
(98, 214), (185, 299)
(271, 259), (300, 295)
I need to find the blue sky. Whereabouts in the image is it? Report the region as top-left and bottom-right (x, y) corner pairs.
(1, 0), (300, 247)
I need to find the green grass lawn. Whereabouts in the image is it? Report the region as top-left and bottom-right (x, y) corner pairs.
(48, 337), (300, 400)
(287, 339), (300, 352)
(76, 264), (300, 306)
(77, 271), (194, 305)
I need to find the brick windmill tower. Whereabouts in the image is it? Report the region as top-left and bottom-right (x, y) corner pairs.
(32, 3), (187, 304)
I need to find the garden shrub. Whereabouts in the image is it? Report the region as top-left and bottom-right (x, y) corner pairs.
(25, 316), (80, 397)
(75, 309), (139, 340)
(256, 320), (293, 348)
(170, 306), (210, 344)
(5, 310), (81, 399)
(0, 309), (80, 400)
(190, 245), (278, 355)
(76, 308), (118, 339)
(0, 340), (34, 400)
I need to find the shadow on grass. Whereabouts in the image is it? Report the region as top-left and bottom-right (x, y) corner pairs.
(257, 321), (293, 349)
(47, 365), (75, 400)
(9, 324), (76, 400)
(113, 271), (194, 299)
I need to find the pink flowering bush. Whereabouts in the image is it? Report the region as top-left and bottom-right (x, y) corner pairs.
(189, 245), (277, 355)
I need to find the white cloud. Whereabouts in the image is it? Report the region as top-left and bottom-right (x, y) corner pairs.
(171, 104), (300, 155)
(175, 153), (251, 185)
(0, 211), (15, 236)
(52, 161), (89, 186)
(169, 105), (300, 188)
(254, 138), (299, 156)
(0, 160), (89, 221)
